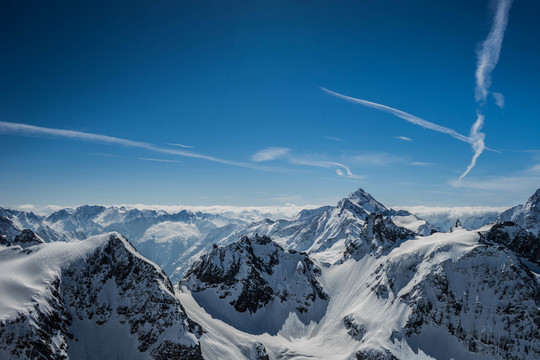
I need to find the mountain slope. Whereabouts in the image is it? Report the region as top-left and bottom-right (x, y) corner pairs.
(0, 233), (203, 360)
(178, 226), (540, 360)
(498, 188), (540, 236)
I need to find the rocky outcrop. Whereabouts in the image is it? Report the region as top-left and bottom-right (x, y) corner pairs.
(182, 234), (328, 334)
(0, 233), (203, 360)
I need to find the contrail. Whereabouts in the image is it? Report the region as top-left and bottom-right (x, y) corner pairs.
(475, 0), (513, 104)
(290, 157), (360, 178)
(0, 121), (264, 170)
(459, 0), (512, 181)
(321, 87), (474, 144)
(322, 0), (512, 181)
(459, 113), (485, 181)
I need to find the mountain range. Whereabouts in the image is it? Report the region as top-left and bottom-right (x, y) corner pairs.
(1, 188), (539, 359)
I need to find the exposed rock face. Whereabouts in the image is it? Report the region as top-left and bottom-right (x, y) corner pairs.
(355, 349), (398, 360)
(182, 234), (329, 334)
(394, 245), (540, 359)
(482, 221), (540, 265)
(344, 213), (415, 261)
(12, 229), (44, 247)
(0, 234), (9, 246)
(0, 233), (203, 360)
(343, 315), (367, 341)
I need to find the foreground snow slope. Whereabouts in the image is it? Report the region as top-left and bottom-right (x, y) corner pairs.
(179, 226), (539, 360)
(0, 233), (203, 360)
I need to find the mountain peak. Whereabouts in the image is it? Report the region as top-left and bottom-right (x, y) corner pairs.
(339, 188), (387, 214)
(13, 229), (44, 247)
(525, 188), (540, 209)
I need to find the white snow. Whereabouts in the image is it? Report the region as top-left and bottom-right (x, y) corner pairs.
(0, 235), (113, 321)
(177, 229), (497, 359)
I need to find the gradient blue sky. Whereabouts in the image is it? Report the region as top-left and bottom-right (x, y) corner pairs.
(1, 0), (539, 208)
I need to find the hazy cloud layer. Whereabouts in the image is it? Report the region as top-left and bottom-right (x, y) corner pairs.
(251, 146), (362, 179)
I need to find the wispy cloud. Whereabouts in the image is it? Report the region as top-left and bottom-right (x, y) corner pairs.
(0, 121), (264, 170)
(459, 112), (486, 181)
(322, 0), (512, 182)
(459, 0), (513, 181)
(492, 92), (505, 108)
(323, 136), (345, 142)
(251, 146), (363, 179)
(395, 136), (413, 142)
(475, 0), (513, 104)
(410, 161), (432, 166)
(321, 87), (474, 145)
(138, 158), (182, 163)
(167, 143), (194, 149)
(251, 147), (290, 162)
(289, 157), (361, 178)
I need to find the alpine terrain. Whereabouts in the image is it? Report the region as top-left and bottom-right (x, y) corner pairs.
(1, 187), (539, 359)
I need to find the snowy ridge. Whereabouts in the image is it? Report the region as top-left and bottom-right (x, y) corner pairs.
(498, 188), (540, 236)
(0, 232), (203, 360)
(1, 188), (540, 359)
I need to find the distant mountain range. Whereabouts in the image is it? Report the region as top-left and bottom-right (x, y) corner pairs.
(1, 188), (539, 359)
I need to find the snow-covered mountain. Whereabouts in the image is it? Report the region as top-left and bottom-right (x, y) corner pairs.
(215, 189), (435, 266)
(0, 205), (249, 282)
(178, 222), (540, 359)
(498, 188), (540, 236)
(0, 188), (435, 282)
(182, 234), (329, 335)
(0, 232), (203, 360)
(1, 188), (540, 359)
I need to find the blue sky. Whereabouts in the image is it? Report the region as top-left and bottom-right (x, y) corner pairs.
(1, 0), (539, 208)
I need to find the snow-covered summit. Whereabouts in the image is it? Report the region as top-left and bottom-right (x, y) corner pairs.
(338, 188), (388, 215)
